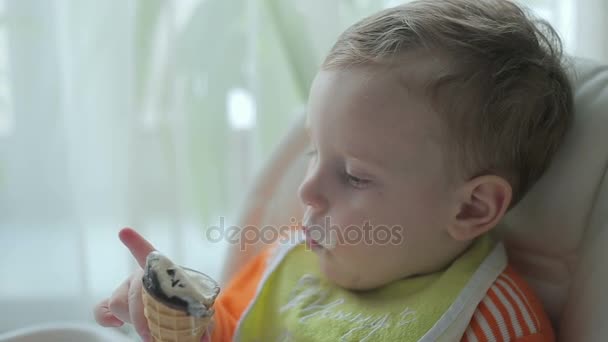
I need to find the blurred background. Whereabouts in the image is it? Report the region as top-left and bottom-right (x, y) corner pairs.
(0, 0), (606, 336)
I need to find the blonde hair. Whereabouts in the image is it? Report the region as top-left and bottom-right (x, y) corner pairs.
(323, 0), (573, 206)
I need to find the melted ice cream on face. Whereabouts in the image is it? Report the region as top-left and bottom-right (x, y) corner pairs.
(302, 211), (337, 250)
(142, 251), (220, 318)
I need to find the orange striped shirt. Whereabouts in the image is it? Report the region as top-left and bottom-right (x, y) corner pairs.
(461, 265), (554, 342)
(213, 250), (554, 342)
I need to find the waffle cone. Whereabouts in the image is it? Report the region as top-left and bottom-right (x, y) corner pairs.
(142, 287), (213, 342)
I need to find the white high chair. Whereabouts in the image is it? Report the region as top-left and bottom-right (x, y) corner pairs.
(230, 57), (608, 341)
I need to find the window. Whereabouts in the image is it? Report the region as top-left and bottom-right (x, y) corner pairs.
(0, 1), (13, 137)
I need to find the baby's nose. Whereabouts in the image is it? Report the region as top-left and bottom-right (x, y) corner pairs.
(297, 175), (328, 212)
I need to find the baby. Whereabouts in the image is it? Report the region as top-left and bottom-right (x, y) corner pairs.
(95, 0), (572, 341)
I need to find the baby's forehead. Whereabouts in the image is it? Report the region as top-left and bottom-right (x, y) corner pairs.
(308, 65), (447, 169)
(325, 62), (444, 124)
(365, 49), (449, 91)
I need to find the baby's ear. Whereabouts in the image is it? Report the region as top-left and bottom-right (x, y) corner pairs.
(447, 175), (512, 241)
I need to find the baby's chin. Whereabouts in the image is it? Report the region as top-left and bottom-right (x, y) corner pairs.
(317, 254), (400, 291)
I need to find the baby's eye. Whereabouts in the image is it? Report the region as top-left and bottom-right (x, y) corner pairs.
(345, 172), (371, 189)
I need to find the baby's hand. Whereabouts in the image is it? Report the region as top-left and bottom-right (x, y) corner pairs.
(93, 228), (155, 340)
(93, 228), (212, 341)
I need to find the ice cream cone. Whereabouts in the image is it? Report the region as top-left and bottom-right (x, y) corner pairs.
(142, 287), (213, 342)
(141, 252), (220, 342)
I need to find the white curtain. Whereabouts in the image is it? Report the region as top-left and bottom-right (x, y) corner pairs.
(0, 0), (605, 335)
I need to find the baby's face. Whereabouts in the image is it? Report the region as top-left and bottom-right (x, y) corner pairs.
(299, 63), (467, 290)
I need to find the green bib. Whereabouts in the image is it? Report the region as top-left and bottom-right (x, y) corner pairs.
(235, 235), (506, 342)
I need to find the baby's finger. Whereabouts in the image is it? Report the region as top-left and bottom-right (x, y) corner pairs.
(93, 298), (124, 327)
(119, 227), (156, 268)
(128, 272), (151, 340)
(108, 277), (132, 324)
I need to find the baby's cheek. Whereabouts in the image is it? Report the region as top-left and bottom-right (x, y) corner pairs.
(350, 246), (396, 287)
(337, 241), (379, 268)
(367, 254), (404, 288)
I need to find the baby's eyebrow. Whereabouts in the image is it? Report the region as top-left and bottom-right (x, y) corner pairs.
(346, 154), (387, 172)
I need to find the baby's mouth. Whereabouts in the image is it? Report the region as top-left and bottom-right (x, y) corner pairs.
(301, 211), (337, 251)
(302, 226), (324, 251)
